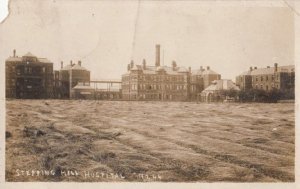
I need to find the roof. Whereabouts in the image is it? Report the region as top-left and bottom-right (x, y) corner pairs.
(202, 79), (240, 92)
(61, 64), (88, 71)
(37, 58), (52, 63)
(238, 65), (294, 76)
(6, 57), (22, 62)
(6, 52), (52, 63)
(73, 83), (93, 90)
(191, 68), (220, 75)
(177, 67), (188, 73)
(23, 52), (36, 57)
(129, 64), (187, 75)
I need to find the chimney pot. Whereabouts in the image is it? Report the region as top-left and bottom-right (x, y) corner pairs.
(172, 61), (177, 71)
(274, 63), (278, 72)
(13, 49), (16, 57)
(70, 60), (73, 66)
(189, 66), (191, 73)
(142, 59), (146, 69)
(155, 44), (160, 67)
(130, 60), (134, 68)
(61, 61), (63, 69)
(78, 60), (81, 66)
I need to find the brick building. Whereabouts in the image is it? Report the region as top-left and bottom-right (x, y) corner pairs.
(236, 63), (295, 92)
(122, 45), (220, 101)
(5, 50), (54, 99)
(59, 60), (90, 98)
(190, 66), (221, 101)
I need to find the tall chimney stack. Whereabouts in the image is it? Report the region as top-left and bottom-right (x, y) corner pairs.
(189, 66), (191, 73)
(200, 66), (203, 71)
(274, 63), (278, 72)
(78, 60), (81, 66)
(155, 44), (160, 67)
(130, 60), (134, 68)
(70, 60), (73, 66)
(207, 66), (210, 70)
(13, 49), (16, 57)
(61, 61), (63, 69)
(142, 59), (146, 69)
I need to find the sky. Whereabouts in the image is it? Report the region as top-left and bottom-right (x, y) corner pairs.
(0, 0), (295, 81)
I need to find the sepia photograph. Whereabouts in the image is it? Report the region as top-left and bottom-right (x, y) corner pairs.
(0, 0), (298, 188)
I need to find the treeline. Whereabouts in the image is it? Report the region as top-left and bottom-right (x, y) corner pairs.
(220, 89), (295, 103)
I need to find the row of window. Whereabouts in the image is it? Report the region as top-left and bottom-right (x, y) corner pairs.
(255, 83), (279, 90)
(123, 75), (186, 82)
(123, 94), (186, 100)
(254, 75), (279, 82)
(122, 84), (187, 91)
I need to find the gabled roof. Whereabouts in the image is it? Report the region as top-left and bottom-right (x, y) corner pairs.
(202, 79), (240, 92)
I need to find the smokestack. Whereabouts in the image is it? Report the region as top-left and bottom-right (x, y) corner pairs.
(78, 60), (81, 66)
(61, 61), (63, 69)
(172, 60), (177, 71)
(142, 59), (146, 69)
(207, 66), (210, 70)
(250, 67), (253, 71)
(155, 44), (160, 67)
(200, 66), (203, 71)
(13, 49), (16, 57)
(189, 66), (191, 73)
(274, 63), (278, 72)
(130, 60), (134, 68)
(70, 60), (73, 66)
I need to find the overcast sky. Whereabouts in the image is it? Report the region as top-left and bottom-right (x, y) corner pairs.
(0, 0), (295, 81)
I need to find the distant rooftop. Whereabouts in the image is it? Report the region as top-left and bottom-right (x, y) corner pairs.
(6, 51), (52, 64)
(239, 65), (294, 76)
(61, 63), (88, 71)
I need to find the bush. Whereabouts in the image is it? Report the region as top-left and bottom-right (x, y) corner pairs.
(238, 88), (294, 103)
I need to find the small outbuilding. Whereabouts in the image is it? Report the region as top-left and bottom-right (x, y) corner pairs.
(200, 79), (240, 102)
(71, 82), (94, 99)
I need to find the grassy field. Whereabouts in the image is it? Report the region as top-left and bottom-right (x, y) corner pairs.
(5, 100), (295, 182)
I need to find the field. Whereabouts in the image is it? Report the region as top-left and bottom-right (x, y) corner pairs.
(5, 100), (295, 182)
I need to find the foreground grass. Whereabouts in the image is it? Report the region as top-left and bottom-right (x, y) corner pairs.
(5, 100), (295, 182)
